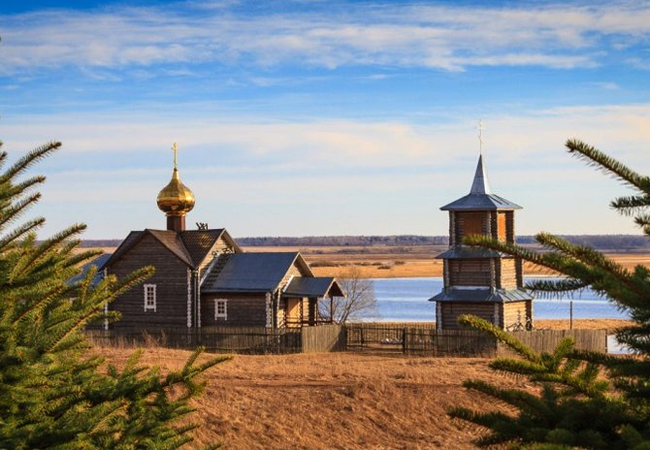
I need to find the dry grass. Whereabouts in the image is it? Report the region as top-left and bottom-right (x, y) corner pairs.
(535, 318), (634, 334)
(87, 245), (650, 279)
(99, 348), (525, 450)
(94, 318), (630, 450)
(265, 246), (650, 279)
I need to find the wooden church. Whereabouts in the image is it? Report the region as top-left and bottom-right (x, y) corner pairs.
(99, 145), (343, 331)
(429, 151), (533, 331)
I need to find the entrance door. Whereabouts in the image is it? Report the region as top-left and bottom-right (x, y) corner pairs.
(286, 298), (303, 328)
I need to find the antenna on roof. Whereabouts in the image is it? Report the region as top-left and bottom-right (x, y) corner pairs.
(476, 120), (485, 156)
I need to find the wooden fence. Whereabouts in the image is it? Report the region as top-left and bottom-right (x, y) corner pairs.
(87, 326), (302, 354)
(346, 324), (496, 357)
(87, 324), (345, 355)
(502, 329), (607, 356)
(345, 324), (608, 357)
(301, 324), (346, 353)
(87, 324), (608, 357)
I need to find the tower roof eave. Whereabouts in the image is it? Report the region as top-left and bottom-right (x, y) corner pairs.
(440, 193), (522, 211)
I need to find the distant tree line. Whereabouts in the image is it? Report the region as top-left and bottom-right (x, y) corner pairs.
(80, 234), (650, 251)
(235, 234), (650, 250)
(234, 235), (450, 247)
(516, 234), (650, 250)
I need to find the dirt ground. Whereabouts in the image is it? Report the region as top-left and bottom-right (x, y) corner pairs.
(97, 318), (631, 450)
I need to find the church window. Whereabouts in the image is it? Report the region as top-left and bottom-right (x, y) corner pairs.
(215, 299), (228, 320)
(144, 284), (157, 312)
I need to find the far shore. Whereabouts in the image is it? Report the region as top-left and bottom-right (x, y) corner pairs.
(306, 252), (650, 279)
(92, 245), (650, 279)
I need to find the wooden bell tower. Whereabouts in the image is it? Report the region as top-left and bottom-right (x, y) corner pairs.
(430, 141), (533, 331)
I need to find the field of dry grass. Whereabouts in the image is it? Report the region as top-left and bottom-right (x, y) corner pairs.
(248, 246), (650, 279)
(89, 244), (650, 279)
(100, 349), (520, 450)
(95, 318), (633, 450)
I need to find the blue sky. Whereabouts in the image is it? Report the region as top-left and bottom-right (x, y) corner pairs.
(1, 0), (650, 239)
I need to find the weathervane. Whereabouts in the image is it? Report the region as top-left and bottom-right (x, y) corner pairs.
(172, 142), (178, 170)
(477, 120), (484, 155)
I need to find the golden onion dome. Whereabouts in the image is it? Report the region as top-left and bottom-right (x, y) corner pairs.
(156, 143), (196, 217)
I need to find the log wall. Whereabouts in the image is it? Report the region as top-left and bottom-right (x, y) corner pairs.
(498, 258), (518, 289)
(449, 259), (492, 286)
(108, 233), (191, 330)
(502, 300), (532, 330)
(439, 302), (496, 330)
(201, 293), (268, 327)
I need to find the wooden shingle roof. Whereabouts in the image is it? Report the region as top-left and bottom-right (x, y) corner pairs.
(103, 228), (238, 270)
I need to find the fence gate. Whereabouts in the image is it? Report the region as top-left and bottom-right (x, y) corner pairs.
(345, 324), (497, 357)
(345, 325), (410, 355)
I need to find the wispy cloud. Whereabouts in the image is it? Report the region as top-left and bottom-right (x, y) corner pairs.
(2, 1), (650, 75)
(5, 102), (649, 176)
(6, 100), (649, 238)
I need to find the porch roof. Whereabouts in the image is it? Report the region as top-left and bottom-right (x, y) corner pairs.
(283, 277), (345, 298)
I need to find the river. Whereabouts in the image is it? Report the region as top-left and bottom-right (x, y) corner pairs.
(366, 277), (629, 323)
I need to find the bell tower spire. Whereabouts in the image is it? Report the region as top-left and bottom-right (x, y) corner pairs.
(430, 122), (533, 332)
(469, 120), (492, 195)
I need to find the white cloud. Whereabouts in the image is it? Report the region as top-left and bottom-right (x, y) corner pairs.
(4, 103), (650, 171)
(4, 100), (650, 238)
(2, 2), (650, 74)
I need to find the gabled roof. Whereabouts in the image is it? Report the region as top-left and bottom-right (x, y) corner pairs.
(283, 277), (345, 298)
(441, 155), (521, 211)
(103, 228), (239, 270)
(201, 252), (312, 293)
(180, 228), (240, 267)
(102, 230), (142, 268)
(148, 229), (193, 266)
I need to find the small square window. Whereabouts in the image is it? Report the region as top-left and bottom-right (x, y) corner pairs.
(144, 284), (156, 312)
(215, 299), (227, 321)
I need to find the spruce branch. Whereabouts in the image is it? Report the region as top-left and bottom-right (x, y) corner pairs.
(565, 139), (650, 192)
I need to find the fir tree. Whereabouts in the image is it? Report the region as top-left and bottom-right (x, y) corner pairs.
(448, 139), (650, 449)
(0, 140), (231, 449)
